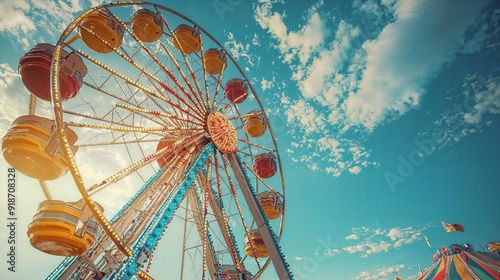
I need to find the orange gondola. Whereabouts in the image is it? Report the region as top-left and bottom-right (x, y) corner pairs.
(27, 200), (103, 256)
(131, 9), (163, 43)
(244, 111), (267, 138)
(258, 191), (282, 220)
(1, 115), (78, 180)
(79, 9), (124, 54)
(244, 229), (269, 258)
(203, 48), (226, 75)
(172, 24), (201, 54)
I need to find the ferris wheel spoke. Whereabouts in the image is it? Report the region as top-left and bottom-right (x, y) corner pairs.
(156, 11), (209, 111)
(237, 138), (276, 153)
(104, 75), (169, 119)
(71, 47), (206, 123)
(209, 71), (226, 112)
(105, 8), (207, 119)
(62, 109), (163, 130)
(86, 131), (204, 196)
(73, 132), (159, 150)
(82, 82), (143, 110)
(158, 41), (207, 113)
(115, 103), (204, 127)
(197, 34), (228, 111)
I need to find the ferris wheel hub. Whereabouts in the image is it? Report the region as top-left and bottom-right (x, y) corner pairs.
(206, 112), (237, 153)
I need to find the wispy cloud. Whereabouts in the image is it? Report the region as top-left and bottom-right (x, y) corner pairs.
(0, 0), (36, 50)
(0, 63), (32, 136)
(344, 241), (392, 257)
(251, 0), (492, 177)
(255, 0), (326, 65)
(224, 32), (260, 67)
(341, 225), (427, 258)
(354, 264), (405, 280)
(418, 72), (500, 149)
(345, 233), (359, 240)
(346, 0), (488, 130)
(0, 0), (106, 50)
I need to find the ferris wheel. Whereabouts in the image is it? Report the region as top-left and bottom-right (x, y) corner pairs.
(1, 2), (294, 279)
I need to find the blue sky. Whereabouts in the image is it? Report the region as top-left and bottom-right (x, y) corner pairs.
(0, 0), (499, 279)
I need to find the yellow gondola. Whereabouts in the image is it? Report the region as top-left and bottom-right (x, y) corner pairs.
(172, 24), (201, 54)
(27, 200), (103, 256)
(79, 9), (124, 54)
(203, 48), (226, 75)
(244, 229), (269, 258)
(244, 111), (267, 138)
(258, 191), (282, 220)
(131, 9), (163, 43)
(1, 115), (78, 180)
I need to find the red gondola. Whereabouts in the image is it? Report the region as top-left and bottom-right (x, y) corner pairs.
(224, 78), (248, 103)
(18, 43), (87, 101)
(253, 153), (277, 178)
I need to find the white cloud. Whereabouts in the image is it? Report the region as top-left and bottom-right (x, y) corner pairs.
(255, 0), (327, 64)
(252, 33), (261, 46)
(224, 32), (259, 67)
(344, 241), (391, 257)
(418, 72), (500, 149)
(345, 0), (488, 130)
(324, 248), (341, 257)
(261, 77), (273, 91)
(462, 7), (500, 54)
(298, 20), (360, 101)
(346, 233), (359, 240)
(254, 0), (491, 177)
(0, 0), (109, 51)
(364, 241), (391, 256)
(0, 0), (35, 36)
(285, 99), (325, 134)
(349, 166), (362, 174)
(344, 243), (368, 254)
(386, 228), (404, 241)
(463, 77), (500, 125)
(0, 63), (32, 137)
(354, 0), (383, 17)
(343, 225), (426, 258)
(354, 264), (405, 280)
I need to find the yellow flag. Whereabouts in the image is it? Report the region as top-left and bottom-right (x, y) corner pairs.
(425, 235), (431, 248)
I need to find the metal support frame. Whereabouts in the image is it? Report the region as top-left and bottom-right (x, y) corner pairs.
(227, 153), (290, 280)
